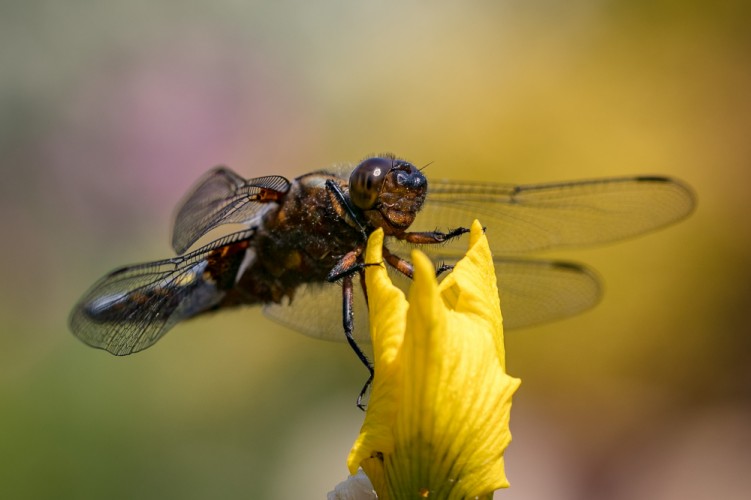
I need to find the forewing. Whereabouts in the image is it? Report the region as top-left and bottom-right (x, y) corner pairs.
(416, 175), (696, 256)
(70, 229), (256, 355)
(172, 167), (290, 254)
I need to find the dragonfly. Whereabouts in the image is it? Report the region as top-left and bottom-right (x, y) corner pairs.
(69, 155), (695, 368)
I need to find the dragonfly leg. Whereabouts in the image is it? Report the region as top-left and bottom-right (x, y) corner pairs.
(400, 226), (470, 245)
(326, 246), (384, 283)
(325, 179), (368, 238)
(436, 262), (454, 276)
(382, 246), (413, 278)
(356, 372), (373, 411)
(342, 273), (374, 410)
(383, 245), (450, 278)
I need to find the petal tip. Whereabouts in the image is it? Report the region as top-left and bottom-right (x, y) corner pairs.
(469, 219), (485, 246)
(366, 228), (385, 263)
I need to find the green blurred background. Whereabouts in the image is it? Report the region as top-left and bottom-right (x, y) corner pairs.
(1, 1), (749, 498)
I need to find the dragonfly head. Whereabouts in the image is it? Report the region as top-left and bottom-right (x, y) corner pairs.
(349, 156), (427, 234)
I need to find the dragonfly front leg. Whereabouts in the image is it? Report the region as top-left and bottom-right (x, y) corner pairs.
(383, 226), (470, 279)
(325, 179), (368, 239)
(400, 226), (470, 245)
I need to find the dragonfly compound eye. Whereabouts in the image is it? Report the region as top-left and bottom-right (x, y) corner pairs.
(349, 157), (392, 209)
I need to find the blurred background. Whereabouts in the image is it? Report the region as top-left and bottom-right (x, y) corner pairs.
(1, 0), (749, 498)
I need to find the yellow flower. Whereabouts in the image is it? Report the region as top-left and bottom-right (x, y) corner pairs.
(347, 220), (521, 499)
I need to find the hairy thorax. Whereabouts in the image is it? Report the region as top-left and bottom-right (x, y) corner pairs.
(220, 172), (363, 306)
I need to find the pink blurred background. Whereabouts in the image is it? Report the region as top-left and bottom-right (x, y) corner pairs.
(1, 1), (749, 498)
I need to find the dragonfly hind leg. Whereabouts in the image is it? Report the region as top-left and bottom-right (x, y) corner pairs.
(341, 273), (374, 411)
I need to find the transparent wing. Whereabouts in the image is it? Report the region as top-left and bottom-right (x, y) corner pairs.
(70, 229), (256, 355)
(415, 175), (696, 256)
(262, 256), (600, 343)
(263, 276), (371, 343)
(490, 258), (600, 329)
(172, 167), (290, 254)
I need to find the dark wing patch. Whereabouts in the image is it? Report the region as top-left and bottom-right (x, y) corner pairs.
(70, 229), (256, 355)
(172, 167), (290, 254)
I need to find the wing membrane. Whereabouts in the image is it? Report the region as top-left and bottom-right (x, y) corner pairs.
(491, 258), (600, 329)
(70, 229), (256, 355)
(262, 256), (600, 343)
(263, 277), (371, 343)
(172, 167), (289, 254)
(415, 175), (695, 256)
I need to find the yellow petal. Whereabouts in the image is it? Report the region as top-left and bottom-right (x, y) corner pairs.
(437, 220), (506, 367)
(347, 228), (407, 474)
(348, 221), (520, 499)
